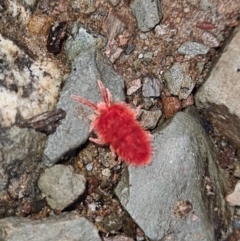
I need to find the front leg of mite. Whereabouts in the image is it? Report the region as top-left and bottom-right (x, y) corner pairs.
(109, 145), (117, 160)
(89, 137), (107, 145)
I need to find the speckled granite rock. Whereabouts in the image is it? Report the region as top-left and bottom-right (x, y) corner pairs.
(0, 34), (63, 128)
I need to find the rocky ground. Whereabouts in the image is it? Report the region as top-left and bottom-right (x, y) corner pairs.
(0, 0), (240, 241)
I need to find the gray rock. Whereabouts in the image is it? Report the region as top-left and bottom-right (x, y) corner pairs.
(43, 48), (125, 166)
(38, 165), (86, 210)
(115, 107), (231, 241)
(64, 23), (106, 61)
(0, 126), (46, 216)
(130, 0), (162, 32)
(164, 62), (195, 99)
(0, 212), (102, 241)
(124, 44), (135, 55)
(142, 77), (161, 97)
(143, 52), (154, 62)
(139, 109), (162, 130)
(102, 213), (123, 233)
(195, 25), (240, 149)
(143, 97), (154, 110)
(178, 41), (210, 57)
(200, 0), (214, 11)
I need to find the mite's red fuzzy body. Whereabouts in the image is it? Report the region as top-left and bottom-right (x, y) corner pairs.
(71, 80), (152, 165)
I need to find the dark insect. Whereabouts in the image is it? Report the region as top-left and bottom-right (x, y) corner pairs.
(47, 21), (68, 55)
(16, 109), (66, 135)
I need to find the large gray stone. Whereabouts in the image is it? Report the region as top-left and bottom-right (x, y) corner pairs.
(115, 107), (231, 241)
(195, 25), (240, 149)
(43, 49), (125, 166)
(0, 212), (102, 241)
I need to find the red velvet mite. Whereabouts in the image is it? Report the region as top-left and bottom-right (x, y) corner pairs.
(71, 80), (152, 165)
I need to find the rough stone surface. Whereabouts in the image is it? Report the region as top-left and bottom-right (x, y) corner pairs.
(130, 0), (162, 32)
(38, 165), (86, 210)
(164, 62), (195, 99)
(102, 8), (133, 63)
(139, 109), (162, 130)
(64, 23), (105, 61)
(43, 27), (125, 166)
(0, 126), (46, 216)
(178, 41), (210, 57)
(142, 77), (161, 98)
(195, 25), (240, 149)
(226, 181), (240, 206)
(0, 34), (63, 128)
(115, 107), (231, 241)
(126, 78), (141, 95)
(0, 212), (102, 241)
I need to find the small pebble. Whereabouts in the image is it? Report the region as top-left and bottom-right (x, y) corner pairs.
(226, 181), (240, 206)
(154, 24), (167, 36)
(138, 53), (143, 59)
(139, 33), (147, 40)
(127, 78), (142, 95)
(178, 41), (210, 57)
(101, 156), (110, 168)
(102, 168), (111, 178)
(124, 44), (135, 55)
(142, 77), (161, 97)
(86, 163), (93, 171)
(202, 31), (220, 48)
(220, 139), (228, 148)
(143, 98), (154, 110)
(162, 96), (182, 119)
(233, 162), (240, 178)
(143, 52), (153, 62)
(183, 6), (190, 13)
(140, 109), (162, 130)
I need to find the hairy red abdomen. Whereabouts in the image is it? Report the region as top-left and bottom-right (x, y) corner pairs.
(94, 104), (152, 165)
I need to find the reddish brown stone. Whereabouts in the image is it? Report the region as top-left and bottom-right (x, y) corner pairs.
(162, 96), (182, 119)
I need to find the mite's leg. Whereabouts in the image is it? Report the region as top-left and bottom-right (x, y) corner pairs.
(106, 88), (113, 107)
(89, 137), (107, 145)
(97, 80), (108, 104)
(135, 105), (141, 118)
(71, 95), (97, 111)
(97, 80), (113, 106)
(89, 118), (97, 132)
(110, 145), (117, 160)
